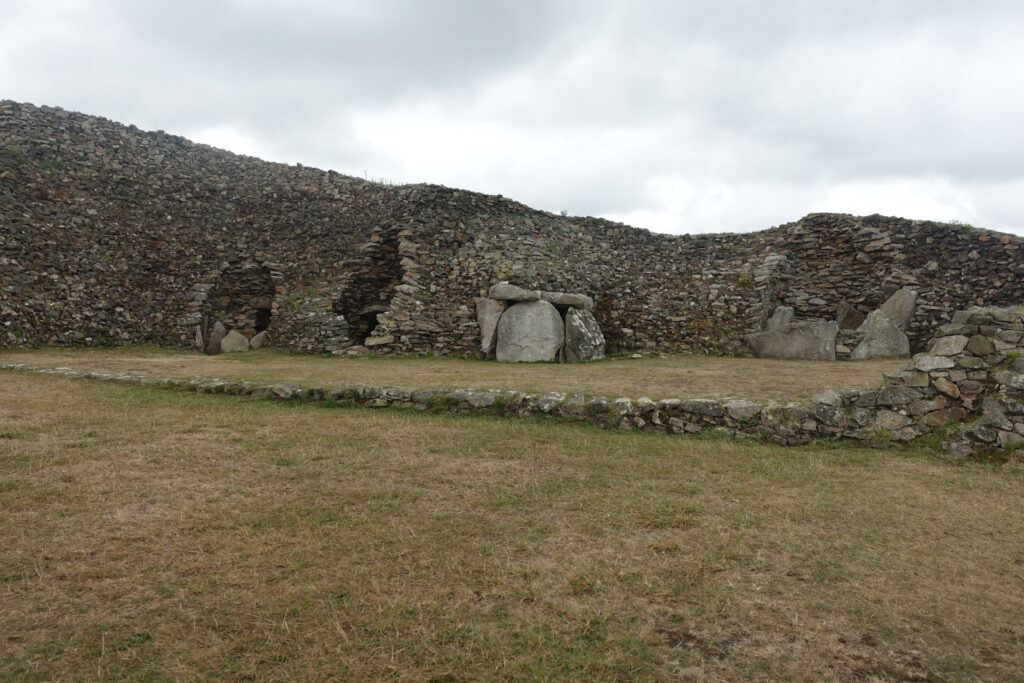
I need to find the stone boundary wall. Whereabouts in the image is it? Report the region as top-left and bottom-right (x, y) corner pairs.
(4, 305), (1022, 460)
(3, 100), (1024, 359)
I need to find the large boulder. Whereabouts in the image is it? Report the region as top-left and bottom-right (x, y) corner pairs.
(879, 287), (917, 330)
(495, 300), (564, 362)
(850, 309), (910, 359)
(744, 321), (838, 361)
(474, 297), (507, 357)
(249, 330), (269, 349)
(564, 308), (605, 363)
(220, 329), (250, 353)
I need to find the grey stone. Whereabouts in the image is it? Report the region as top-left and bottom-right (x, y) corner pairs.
(635, 397), (657, 415)
(220, 329), (250, 353)
(540, 291), (594, 310)
(564, 308), (605, 363)
(851, 310), (910, 360)
(873, 410), (915, 430)
(538, 392), (566, 413)
(473, 297), (507, 356)
(249, 330), (268, 349)
(811, 389), (844, 407)
(744, 321), (838, 361)
(878, 287), (917, 329)
(913, 354), (955, 372)
(611, 397), (635, 416)
(724, 400), (762, 421)
(683, 399), (723, 417)
(929, 334), (970, 357)
(876, 385), (921, 406)
(765, 306), (794, 331)
(205, 320), (226, 354)
(495, 300), (565, 362)
(488, 281), (540, 302)
(965, 334), (995, 356)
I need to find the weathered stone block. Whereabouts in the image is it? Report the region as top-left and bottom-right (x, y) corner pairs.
(220, 329), (250, 353)
(879, 287), (917, 329)
(744, 321), (838, 361)
(488, 282), (540, 302)
(495, 300), (564, 363)
(851, 309), (910, 359)
(473, 297), (507, 356)
(564, 308), (605, 363)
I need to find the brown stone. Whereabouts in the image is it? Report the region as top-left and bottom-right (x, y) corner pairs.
(932, 376), (961, 398)
(919, 407), (968, 428)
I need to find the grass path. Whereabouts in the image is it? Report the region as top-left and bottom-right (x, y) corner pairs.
(2, 372), (1022, 680)
(0, 347), (905, 402)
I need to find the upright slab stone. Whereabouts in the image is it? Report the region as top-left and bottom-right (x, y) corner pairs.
(765, 306), (795, 331)
(205, 320), (226, 354)
(564, 308), (605, 363)
(851, 309), (910, 359)
(474, 297), (507, 357)
(220, 329), (250, 353)
(249, 330), (268, 349)
(879, 287), (917, 330)
(495, 300), (564, 362)
(744, 321), (838, 361)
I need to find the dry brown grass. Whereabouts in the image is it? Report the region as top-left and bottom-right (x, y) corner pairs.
(0, 347), (905, 402)
(2, 372), (1023, 680)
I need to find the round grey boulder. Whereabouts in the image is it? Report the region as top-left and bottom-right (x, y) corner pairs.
(495, 300), (564, 362)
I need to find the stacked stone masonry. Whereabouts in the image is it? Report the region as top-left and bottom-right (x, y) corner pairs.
(3, 101), (1024, 359)
(3, 305), (1021, 457)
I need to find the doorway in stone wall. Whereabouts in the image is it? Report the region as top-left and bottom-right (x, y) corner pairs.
(333, 228), (403, 345)
(200, 261), (276, 351)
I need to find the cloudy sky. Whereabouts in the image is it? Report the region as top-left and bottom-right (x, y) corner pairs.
(3, 1), (1023, 236)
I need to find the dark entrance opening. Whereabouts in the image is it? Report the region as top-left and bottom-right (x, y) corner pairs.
(334, 228), (403, 345)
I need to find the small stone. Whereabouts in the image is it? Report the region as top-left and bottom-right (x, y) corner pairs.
(932, 376), (961, 398)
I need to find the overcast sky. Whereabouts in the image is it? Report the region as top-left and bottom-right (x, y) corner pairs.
(3, 1), (1023, 236)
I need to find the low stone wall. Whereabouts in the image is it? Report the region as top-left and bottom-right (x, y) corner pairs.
(3, 307), (1022, 461)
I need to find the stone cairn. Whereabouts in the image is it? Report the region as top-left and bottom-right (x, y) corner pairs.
(475, 282), (605, 363)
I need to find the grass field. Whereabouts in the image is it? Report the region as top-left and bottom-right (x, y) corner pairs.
(2, 370), (1023, 680)
(0, 348), (906, 402)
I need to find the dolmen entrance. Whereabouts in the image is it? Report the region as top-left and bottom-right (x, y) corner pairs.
(475, 282), (606, 363)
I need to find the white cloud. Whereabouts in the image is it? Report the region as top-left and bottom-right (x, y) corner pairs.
(1, 0), (1022, 235)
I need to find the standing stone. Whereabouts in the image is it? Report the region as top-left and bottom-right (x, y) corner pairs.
(765, 306), (795, 331)
(220, 329), (250, 353)
(851, 310), (910, 359)
(205, 320), (226, 354)
(249, 330), (268, 349)
(836, 301), (866, 330)
(744, 321), (838, 361)
(879, 287), (918, 330)
(495, 300), (564, 362)
(474, 297), (507, 357)
(564, 308), (605, 363)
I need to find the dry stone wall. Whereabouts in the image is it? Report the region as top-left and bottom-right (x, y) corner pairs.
(3, 305), (1020, 458)
(3, 100), (1024, 359)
